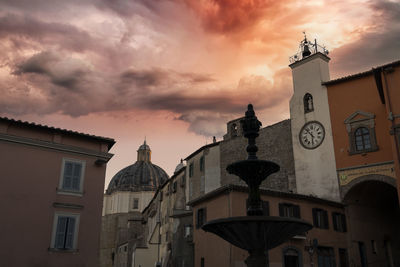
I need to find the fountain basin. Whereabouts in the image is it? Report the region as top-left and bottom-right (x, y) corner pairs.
(227, 160), (280, 184)
(202, 216), (312, 251)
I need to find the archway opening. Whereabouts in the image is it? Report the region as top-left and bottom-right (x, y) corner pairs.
(344, 180), (400, 267)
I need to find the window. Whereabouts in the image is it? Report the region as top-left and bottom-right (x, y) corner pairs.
(279, 203), (300, 218)
(59, 159), (85, 193)
(133, 198), (139, 209)
(50, 213), (80, 250)
(184, 224), (193, 238)
(283, 247), (301, 267)
(317, 247), (335, 267)
(172, 181), (177, 193)
(180, 175), (186, 187)
(312, 208), (329, 229)
(344, 110), (378, 154)
(358, 242), (368, 267)
(304, 93), (314, 113)
(189, 163), (194, 178)
(332, 212), (347, 232)
(355, 127), (371, 151)
(196, 208), (206, 228)
(200, 156), (205, 172)
(338, 248), (349, 267)
(247, 200), (269, 215)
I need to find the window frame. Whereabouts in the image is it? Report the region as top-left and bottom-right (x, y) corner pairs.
(344, 111), (378, 155)
(312, 208), (329, 229)
(332, 212), (347, 232)
(303, 93), (314, 113)
(199, 156), (205, 172)
(58, 158), (86, 196)
(279, 203), (300, 219)
(50, 212), (80, 251)
(133, 198), (139, 210)
(189, 163), (194, 178)
(196, 207), (207, 229)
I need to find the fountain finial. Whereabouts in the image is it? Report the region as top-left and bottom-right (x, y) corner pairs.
(241, 104), (262, 160)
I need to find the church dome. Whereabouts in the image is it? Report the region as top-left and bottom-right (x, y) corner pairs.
(106, 141), (169, 194)
(174, 159), (185, 174)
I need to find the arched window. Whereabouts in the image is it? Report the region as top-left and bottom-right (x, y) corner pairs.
(231, 123), (238, 137)
(283, 247), (302, 267)
(303, 93), (314, 113)
(355, 127), (371, 151)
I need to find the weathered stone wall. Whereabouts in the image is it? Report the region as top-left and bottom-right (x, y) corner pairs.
(100, 213), (129, 267)
(171, 214), (194, 267)
(220, 119), (296, 192)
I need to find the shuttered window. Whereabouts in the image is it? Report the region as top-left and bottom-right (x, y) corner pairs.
(60, 159), (85, 192)
(332, 212), (347, 232)
(52, 214), (79, 250)
(279, 203), (300, 218)
(312, 208), (329, 229)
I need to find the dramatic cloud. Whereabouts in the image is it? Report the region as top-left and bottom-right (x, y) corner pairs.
(330, 0), (400, 77)
(0, 0), (398, 138)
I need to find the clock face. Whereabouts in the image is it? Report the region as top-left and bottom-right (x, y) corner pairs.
(299, 121), (325, 149)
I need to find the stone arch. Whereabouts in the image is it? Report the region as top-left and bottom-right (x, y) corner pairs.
(341, 174), (396, 200)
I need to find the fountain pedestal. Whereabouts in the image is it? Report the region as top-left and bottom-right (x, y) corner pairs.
(202, 104), (313, 266)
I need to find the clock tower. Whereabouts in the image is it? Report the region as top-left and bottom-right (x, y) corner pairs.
(289, 35), (340, 201)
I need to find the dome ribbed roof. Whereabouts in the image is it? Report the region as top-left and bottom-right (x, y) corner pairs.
(106, 140), (169, 194)
(106, 161), (168, 194)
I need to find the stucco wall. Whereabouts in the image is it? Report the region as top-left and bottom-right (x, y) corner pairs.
(0, 121), (111, 267)
(289, 53), (340, 201)
(192, 188), (347, 267)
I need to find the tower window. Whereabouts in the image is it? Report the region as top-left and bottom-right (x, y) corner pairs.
(355, 127), (371, 151)
(303, 93), (314, 113)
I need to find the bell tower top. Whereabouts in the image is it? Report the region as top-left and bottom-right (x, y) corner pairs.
(289, 33), (330, 67)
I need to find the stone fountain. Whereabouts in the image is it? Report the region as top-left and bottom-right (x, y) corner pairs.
(202, 104), (312, 267)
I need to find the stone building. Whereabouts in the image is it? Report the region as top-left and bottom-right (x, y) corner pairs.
(187, 37), (400, 266)
(132, 160), (193, 267)
(0, 117), (115, 267)
(100, 141), (168, 267)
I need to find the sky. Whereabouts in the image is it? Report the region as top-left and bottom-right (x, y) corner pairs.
(0, 0), (399, 189)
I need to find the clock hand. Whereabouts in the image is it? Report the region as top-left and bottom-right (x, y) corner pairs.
(305, 128), (314, 138)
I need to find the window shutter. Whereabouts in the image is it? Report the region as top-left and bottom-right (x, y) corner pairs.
(332, 213), (338, 231)
(279, 203), (284, 217)
(341, 214), (347, 232)
(262, 201), (269, 216)
(294, 205), (300, 218)
(55, 217), (68, 248)
(65, 217), (76, 249)
(71, 163), (82, 191)
(63, 162), (73, 189)
(312, 208), (317, 226)
(323, 210), (329, 229)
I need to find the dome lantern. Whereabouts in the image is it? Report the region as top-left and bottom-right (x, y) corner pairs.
(137, 139), (151, 162)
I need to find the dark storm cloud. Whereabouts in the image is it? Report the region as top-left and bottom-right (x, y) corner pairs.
(0, 14), (95, 53)
(13, 51), (89, 91)
(4, 49), (291, 136)
(330, 0), (400, 77)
